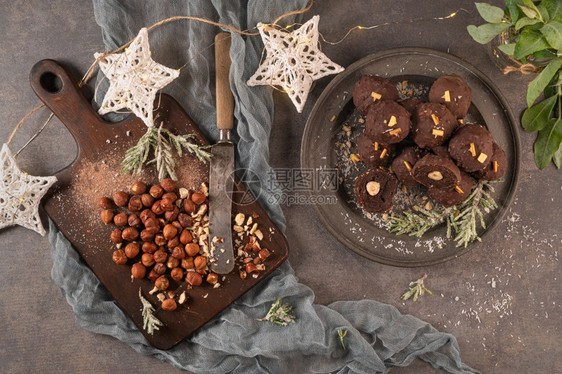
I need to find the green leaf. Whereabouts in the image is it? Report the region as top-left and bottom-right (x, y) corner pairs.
(515, 16), (541, 30)
(514, 29), (552, 60)
(533, 49), (558, 59)
(534, 117), (562, 169)
(527, 58), (562, 106)
(542, 0), (562, 20)
(537, 4), (551, 23)
(519, 5), (537, 19)
(540, 20), (562, 50)
(467, 23), (512, 44)
(523, 0), (542, 18)
(505, 0), (522, 23)
(521, 95), (557, 131)
(476, 2), (506, 23)
(553, 141), (562, 168)
(498, 43), (516, 55)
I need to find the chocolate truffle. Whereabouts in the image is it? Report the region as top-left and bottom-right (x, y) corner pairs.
(412, 102), (457, 148)
(357, 132), (396, 167)
(364, 100), (411, 144)
(412, 154), (461, 189)
(428, 171), (474, 207)
(353, 75), (400, 115)
(473, 142), (507, 181)
(354, 168), (398, 214)
(429, 74), (472, 118)
(448, 124), (494, 172)
(431, 145), (450, 158)
(399, 98), (424, 115)
(391, 146), (425, 186)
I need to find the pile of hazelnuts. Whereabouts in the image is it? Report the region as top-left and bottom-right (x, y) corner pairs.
(98, 178), (215, 312)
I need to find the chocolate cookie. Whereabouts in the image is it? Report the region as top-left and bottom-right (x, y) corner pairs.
(412, 154), (461, 189)
(353, 75), (400, 115)
(364, 100), (411, 144)
(399, 98), (424, 115)
(391, 146), (425, 186)
(354, 168), (398, 214)
(412, 102), (457, 148)
(473, 142), (507, 180)
(357, 132), (396, 167)
(428, 171), (473, 207)
(429, 74), (472, 118)
(448, 124), (493, 172)
(431, 145), (450, 158)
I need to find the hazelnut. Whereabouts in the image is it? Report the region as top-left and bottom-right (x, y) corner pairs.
(162, 192), (178, 202)
(141, 193), (155, 208)
(128, 196), (143, 212)
(149, 185), (164, 199)
(131, 263), (146, 279)
(194, 255), (207, 270)
(171, 267), (184, 281)
(100, 209), (114, 224)
(165, 206), (180, 221)
(178, 213), (193, 228)
(153, 263), (167, 275)
(258, 248), (271, 261)
(141, 253), (155, 267)
(162, 298), (177, 312)
(427, 171), (443, 181)
(110, 229), (123, 243)
(161, 198), (175, 212)
(128, 214), (142, 228)
(167, 237), (180, 249)
(140, 229), (155, 242)
(366, 181), (380, 196)
(163, 224), (178, 240)
(155, 275), (169, 290)
(239, 270), (247, 280)
(154, 234), (167, 246)
(185, 243), (200, 257)
(112, 249), (127, 265)
(113, 191), (129, 207)
(160, 178), (176, 192)
(172, 246), (186, 259)
(171, 220), (183, 232)
(185, 271), (202, 286)
(153, 249), (168, 263)
(140, 209), (156, 223)
(131, 181), (147, 195)
(98, 196), (115, 209)
(142, 242), (157, 253)
(113, 212), (128, 227)
(144, 217), (160, 235)
(151, 200), (164, 215)
(181, 257), (194, 269)
(179, 229), (193, 244)
(122, 227), (139, 241)
(147, 270), (159, 281)
(124, 243), (140, 258)
(167, 256), (180, 269)
(206, 273), (219, 285)
(183, 199), (196, 213)
(191, 192), (205, 205)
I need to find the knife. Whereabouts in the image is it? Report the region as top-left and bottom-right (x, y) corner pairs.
(208, 32), (235, 274)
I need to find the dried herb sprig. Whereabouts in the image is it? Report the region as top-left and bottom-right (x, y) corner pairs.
(337, 329), (348, 350)
(388, 181), (498, 248)
(122, 124), (212, 180)
(139, 288), (163, 335)
(257, 298), (296, 326)
(400, 274), (433, 301)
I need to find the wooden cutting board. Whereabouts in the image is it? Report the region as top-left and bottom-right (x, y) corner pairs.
(30, 59), (289, 350)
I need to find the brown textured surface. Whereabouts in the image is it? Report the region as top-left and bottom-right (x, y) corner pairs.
(0, 1), (560, 373)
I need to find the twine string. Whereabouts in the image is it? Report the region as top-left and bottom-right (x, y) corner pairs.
(503, 63), (538, 75)
(15, 113), (55, 157)
(6, 104), (45, 146)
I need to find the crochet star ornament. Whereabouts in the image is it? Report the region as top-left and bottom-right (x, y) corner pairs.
(96, 27), (180, 128)
(0, 144), (57, 236)
(247, 15), (344, 113)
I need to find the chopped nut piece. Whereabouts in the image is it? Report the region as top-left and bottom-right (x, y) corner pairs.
(382, 213), (389, 221)
(432, 129), (444, 137)
(178, 291), (187, 304)
(379, 148), (388, 159)
(350, 153), (360, 162)
(371, 92), (382, 102)
(330, 115), (336, 122)
(477, 153), (488, 163)
(458, 118), (464, 125)
(493, 160), (499, 173)
(342, 125), (351, 132)
(388, 115), (397, 127)
(247, 216), (253, 226)
(427, 171), (443, 180)
(389, 128), (402, 136)
(149, 286), (158, 295)
(373, 142), (379, 151)
(403, 161), (412, 171)
(425, 201), (433, 211)
(255, 229), (263, 240)
(454, 185), (464, 194)
(358, 117), (365, 124)
(441, 90), (451, 102)
(469, 142), (476, 157)
(366, 181), (381, 196)
(250, 223), (258, 235)
(233, 225), (244, 232)
(402, 185), (408, 193)
(431, 114), (439, 125)
(234, 213), (245, 226)
(201, 182), (209, 196)
(179, 188), (189, 199)
(156, 293), (165, 302)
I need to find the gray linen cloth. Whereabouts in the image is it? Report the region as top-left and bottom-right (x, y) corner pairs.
(48, 1), (479, 373)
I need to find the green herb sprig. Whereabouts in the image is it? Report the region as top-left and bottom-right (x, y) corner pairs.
(122, 124), (212, 180)
(467, 0), (562, 169)
(388, 181), (498, 248)
(400, 274), (434, 301)
(257, 298), (296, 326)
(337, 329), (348, 350)
(139, 289), (163, 335)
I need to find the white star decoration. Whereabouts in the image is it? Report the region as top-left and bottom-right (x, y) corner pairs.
(96, 28), (180, 128)
(247, 15), (344, 113)
(0, 143), (57, 236)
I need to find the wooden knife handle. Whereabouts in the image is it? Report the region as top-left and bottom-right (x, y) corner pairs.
(215, 33), (234, 131)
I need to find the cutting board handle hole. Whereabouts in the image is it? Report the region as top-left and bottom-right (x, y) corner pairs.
(39, 72), (62, 94)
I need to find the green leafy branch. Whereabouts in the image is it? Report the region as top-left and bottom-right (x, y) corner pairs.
(139, 289), (163, 335)
(467, 0), (562, 169)
(388, 181), (498, 248)
(257, 298), (296, 326)
(122, 124), (212, 180)
(337, 329), (348, 350)
(400, 274), (434, 301)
